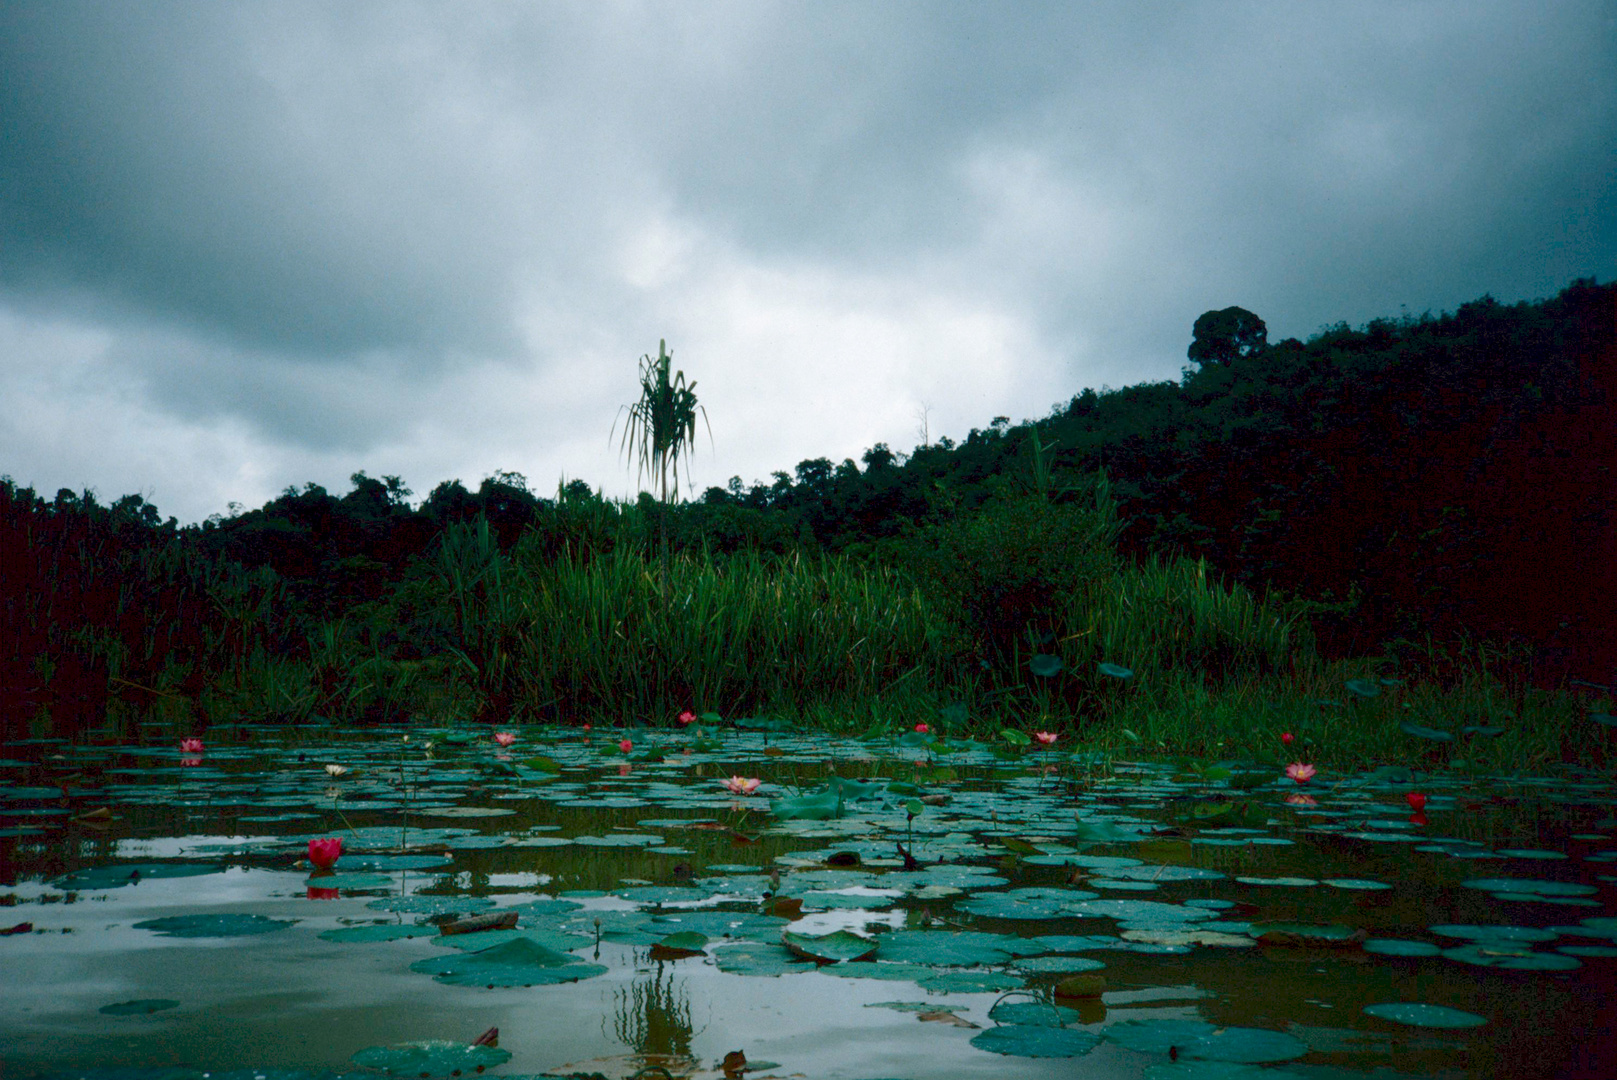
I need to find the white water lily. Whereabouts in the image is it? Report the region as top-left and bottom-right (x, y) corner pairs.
(325, 764), (350, 777)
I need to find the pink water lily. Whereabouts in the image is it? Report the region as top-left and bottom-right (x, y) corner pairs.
(1405, 792), (1427, 811)
(493, 731), (516, 747)
(619, 738), (633, 753)
(1281, 732), (1294, 745)
(914, 723), (929, 734)
(179, 737), (204, 754)
(678, 710), (696, 726)
(307, 836), (343, 870)
(1285, 762), (1317, 784)
(1034, 731), (1059, 746)
(722, 776), (762, 795)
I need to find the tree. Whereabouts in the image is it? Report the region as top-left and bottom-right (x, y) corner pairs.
(613, 339), (711, 506)
(1188, 306), (1268, 367)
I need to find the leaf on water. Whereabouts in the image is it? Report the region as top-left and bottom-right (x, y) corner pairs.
(1097, 662), (1133, 680)
(409, 936), (608, 986)
(970, 1024), (1100, 1058)
(1363, 1003), (1487, 1029)
(348, 1039), (512, 1076)
(133, 914), (296, 938)
(781, 929), (878, 964)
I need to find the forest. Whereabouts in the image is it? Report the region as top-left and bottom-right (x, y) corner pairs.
(4, 277), (1613, 768)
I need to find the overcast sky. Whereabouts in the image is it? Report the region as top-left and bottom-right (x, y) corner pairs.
(2, 1), (1613, 523)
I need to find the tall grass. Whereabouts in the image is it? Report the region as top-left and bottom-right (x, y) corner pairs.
(511, 542), (944, 724)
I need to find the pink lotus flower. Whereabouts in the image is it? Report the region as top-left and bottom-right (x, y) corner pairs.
(1281, 732), (1294, 745)
(1285, 762), (1317, 784)
(493, 731), (516, 747)
(721, 776), (762, 795)
(179, 737), (204, 754)
(307, 836), (343, 870)
(1405, 792), (1427, 811)
(1034, 731), (1059, 746)
(678, 710), (696, 726)
(619, 738), (633, 753)
(914, 723), (929, 733)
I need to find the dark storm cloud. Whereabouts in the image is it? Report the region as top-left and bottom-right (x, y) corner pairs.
(0, 0), (1612, 524)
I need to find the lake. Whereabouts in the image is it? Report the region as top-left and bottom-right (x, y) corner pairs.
(3, 724), (1614, 1079)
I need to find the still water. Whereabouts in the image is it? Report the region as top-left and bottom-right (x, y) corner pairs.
(3, 725), (1614, 1079)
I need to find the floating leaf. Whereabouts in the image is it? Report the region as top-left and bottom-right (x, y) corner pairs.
(1098, 662), (1133, 680)
(349, 1040), (512, 1075)
(1363, 1003), (1486, 1029)
(970, 1025), (1100, 1058)
(409, 936), (607, 986)
(133, 914), (295, 938)
(782, 929), (877, 964)
(1000, 729), (1032, 748)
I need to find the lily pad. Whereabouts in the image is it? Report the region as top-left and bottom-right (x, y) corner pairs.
(1441, 943), (1581, 970)
(988, 1000), (1081, 1026)
(319, 924), (440, 943)
(409, 936), (607, 986)
(970, 1024), (1100, 1057)
(782, 929), (878, 964)
(1363, 1003), (1487, 1029)
(349, 1040), (512, 1075)
(133, 914), (296, 938)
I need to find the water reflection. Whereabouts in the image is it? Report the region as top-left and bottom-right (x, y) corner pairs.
(611, 962), (696, 1059)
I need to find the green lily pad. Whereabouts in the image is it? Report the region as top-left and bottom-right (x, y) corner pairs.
(782, 929), (878, 963)
(712, 941), (811, 977)
(409, 936), (607, 986)
(52, 863), (225, 891)
(878, 929), (1047, 966)
(1098, 663), (1133, 680)
(1430, 924), (1559, 944)
(100, 999), (181, 1015)
(1441, 943), (1581, 970)
(133, 914), (296, 938)
(1183, 1026), (1308, 1063)
(1363, 938), (1442, 957)
(350, 1040), (512, 1075)
(919, 970), (1024, 993)
(988, 1000), (1082, 1026)
(970, 1024), (1100, 1057)
(1363, 1003), (1487, 1029)
(1105, 1018), (1219, 1053)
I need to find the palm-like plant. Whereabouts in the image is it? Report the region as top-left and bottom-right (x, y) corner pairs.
(613, 339), (710, 506)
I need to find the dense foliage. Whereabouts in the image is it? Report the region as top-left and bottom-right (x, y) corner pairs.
(4, 278), (1612, 747)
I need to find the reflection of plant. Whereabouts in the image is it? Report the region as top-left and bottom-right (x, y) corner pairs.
(611, 966), (694, 1059)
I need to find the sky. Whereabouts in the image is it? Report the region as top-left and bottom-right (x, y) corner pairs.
(2, 1), (1613, 524)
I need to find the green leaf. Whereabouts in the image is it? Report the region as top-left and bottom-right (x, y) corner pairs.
(409, 936), (607, 986)
(1097, 662), (1133, 680)
(1000, 729), (1031, 747)
(1363, 1003), (1486, 1029)
(1400, 721), (1454, 742)
(521, 754), (562, 773)
(349, 1040), (512, 1076)
(970, 1025), (1099, 1058)
(1030, 654), (1063, 677)
(782, 929), (878, 963)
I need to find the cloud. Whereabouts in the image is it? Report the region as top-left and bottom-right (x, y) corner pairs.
(1, 1), (1612, 522)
